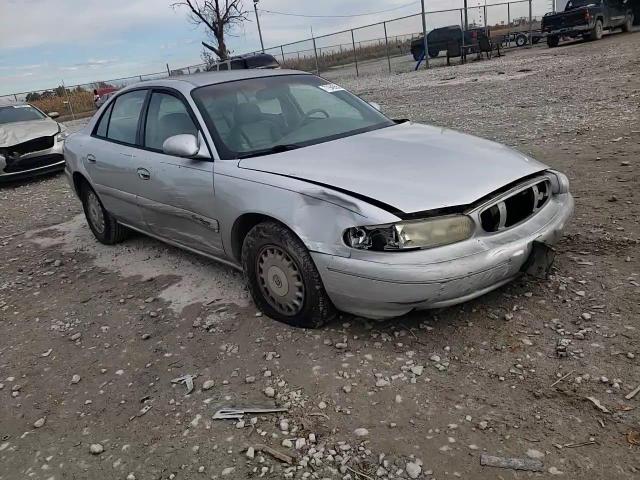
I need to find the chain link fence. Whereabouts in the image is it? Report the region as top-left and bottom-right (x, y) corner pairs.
(267, 0), (545, 82)
(0, 62), (209, 122)
(0, 0), (549, 120)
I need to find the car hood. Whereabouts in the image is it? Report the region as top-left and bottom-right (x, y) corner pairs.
(238, 122), (548, 214)
(0, 119), (59, 148)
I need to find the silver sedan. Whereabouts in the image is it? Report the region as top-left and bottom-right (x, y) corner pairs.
(64, 69), (573, 327)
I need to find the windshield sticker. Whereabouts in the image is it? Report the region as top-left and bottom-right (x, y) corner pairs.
(319, 84), (345, 93)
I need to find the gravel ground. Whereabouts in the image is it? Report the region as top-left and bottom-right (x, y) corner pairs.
(1, 31), (639, 480)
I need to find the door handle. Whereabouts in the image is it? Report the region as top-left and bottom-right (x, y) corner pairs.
(137, 168), (151, 180)
(86, 154), (96, 163)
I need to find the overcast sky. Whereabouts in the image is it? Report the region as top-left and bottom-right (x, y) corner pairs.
(0, 0), (551, 95)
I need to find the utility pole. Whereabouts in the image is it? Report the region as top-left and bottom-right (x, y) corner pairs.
(463, 0), (469, 29)
(253, 0), (265, 53)
(61, 80), (75, 120)
(311, 26), (319, 74)
(420, 0), (429, 68)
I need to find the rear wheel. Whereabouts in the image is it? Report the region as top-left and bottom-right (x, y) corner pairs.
(547, 35), (559, 48)
(589, 19), (603, 40)
(242, 222), (336, 328)
(81, 184), (128, 245)
(621, 14), (633, 32)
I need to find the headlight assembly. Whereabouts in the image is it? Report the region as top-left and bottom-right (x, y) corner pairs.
(56, 128), (69, 142)
(345, 215), (475, 251)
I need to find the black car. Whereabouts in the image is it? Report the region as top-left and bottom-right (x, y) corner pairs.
(208, 53), (280, 71)
(541, 0), (635, 47)
(410, 26), (489, 60)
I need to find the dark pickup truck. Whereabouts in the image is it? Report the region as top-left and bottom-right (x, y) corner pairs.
(410, 25), (488, 60)
(541, 0), (635, 47)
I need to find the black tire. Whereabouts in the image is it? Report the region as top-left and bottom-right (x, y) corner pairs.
(80, 184), (128, 245)
(547, 35), (559, 48)
(621, 14), (633, 33)
(516, 34), (528, 47)
(589, 19), (603, 40)
(241, 221), (337, 329)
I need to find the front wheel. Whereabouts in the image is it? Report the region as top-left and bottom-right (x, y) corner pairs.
(81, 184), (128, 245)
(621, 14), (633, 32)
(516, 34), (528, 47)
(589, 19), (603, 40)
(241, 221), (337, 328)
(547, 35), (559, 48)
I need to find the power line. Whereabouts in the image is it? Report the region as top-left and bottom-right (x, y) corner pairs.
(258, 1), (419, 19)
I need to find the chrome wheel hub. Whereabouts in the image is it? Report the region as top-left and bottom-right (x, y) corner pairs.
(257, 246), (304, 316)
(87, 191), (105, 234)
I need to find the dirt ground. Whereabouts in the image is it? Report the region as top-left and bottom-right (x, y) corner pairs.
(1, 32), (639, 480)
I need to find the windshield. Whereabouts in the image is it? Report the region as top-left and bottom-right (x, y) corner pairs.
(0, 105), (47, 125)
(192, 74), (394, 159)
(565, 0), (599, 10)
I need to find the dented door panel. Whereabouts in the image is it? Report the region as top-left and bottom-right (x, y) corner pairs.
(134, 152), (223, 255)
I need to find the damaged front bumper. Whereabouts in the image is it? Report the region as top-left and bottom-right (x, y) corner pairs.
(0, 138), (65, 183)
(312, 193), (574, 319)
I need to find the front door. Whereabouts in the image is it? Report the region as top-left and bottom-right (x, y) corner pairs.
(84, 89), (148, 228)
(134, 90), (223, 255)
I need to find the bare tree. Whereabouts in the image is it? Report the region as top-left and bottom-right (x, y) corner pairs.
(173, 0), (249, 61)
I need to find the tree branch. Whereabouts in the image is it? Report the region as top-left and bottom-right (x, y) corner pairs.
(173, 0), (248, 62)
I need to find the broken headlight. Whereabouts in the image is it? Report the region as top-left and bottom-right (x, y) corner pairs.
(547, 170), (570, 194)
(56, 126), (69, 142)
(345, 216), (475, 251)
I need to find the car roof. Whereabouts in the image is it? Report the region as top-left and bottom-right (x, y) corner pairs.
(122, 69), (312, 92)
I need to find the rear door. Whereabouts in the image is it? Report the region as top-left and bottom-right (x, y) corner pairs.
(133, 89), (223, 255)
(84, 89), (148, 227)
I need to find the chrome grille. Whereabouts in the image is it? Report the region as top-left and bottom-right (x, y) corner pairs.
(480, 179), (551, 232)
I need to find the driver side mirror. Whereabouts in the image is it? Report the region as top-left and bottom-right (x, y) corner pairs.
(163, 133), (210, 159)
(48, 111), (60, 119)
(369, 102), (382, 112)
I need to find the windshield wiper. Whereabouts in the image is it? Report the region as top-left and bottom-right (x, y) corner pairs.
(237, 144), (302, 159)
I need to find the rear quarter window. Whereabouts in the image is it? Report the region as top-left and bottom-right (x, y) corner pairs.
(94, 103), (113, 138)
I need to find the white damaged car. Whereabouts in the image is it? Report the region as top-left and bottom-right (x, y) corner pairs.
(0, 100), (68, 182)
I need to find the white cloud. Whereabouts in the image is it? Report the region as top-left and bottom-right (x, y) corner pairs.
(1, 0), (183, 50)
(0, 63), (44, 71)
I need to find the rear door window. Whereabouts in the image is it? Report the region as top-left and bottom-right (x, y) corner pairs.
(107, 90), (147, 145)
